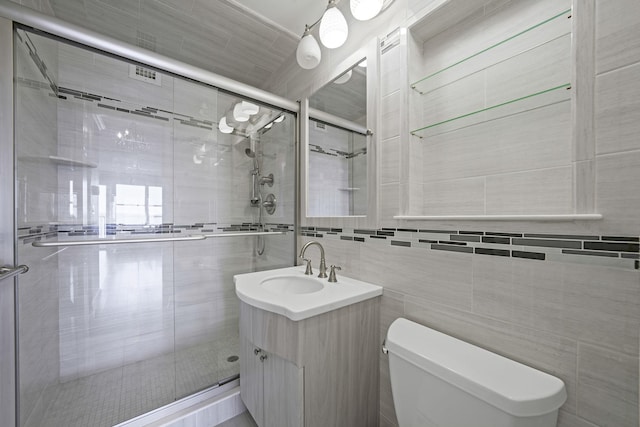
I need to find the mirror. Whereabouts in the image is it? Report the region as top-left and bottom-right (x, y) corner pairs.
(307, 60), (368, 217)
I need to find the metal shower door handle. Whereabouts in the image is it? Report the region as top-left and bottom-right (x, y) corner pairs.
(0, 265), (29, 283)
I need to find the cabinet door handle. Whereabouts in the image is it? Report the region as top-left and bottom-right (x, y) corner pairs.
(259, 354), (268, 362)
(254, 348), (262, 355)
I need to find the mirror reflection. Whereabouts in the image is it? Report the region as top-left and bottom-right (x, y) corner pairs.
(308, 60), (367, 216)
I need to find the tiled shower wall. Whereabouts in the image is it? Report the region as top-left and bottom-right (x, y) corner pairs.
(299, 0), (640, 426)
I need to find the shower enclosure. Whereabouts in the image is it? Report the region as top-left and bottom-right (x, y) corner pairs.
(8, 23), (296, 427)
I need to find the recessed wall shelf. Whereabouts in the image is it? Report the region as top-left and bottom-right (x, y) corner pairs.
(410, 8), (572, 93)
(410, 7), (572, 140)
(394, 214), (603, 222)
(404, 0), (582, 218)
(410, 83), (571, 139)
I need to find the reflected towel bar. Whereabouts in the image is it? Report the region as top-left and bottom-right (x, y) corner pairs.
(31, 231), (286, 247)
(0, 265), (29, 282)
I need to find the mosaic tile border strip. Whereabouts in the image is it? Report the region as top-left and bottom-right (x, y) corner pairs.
(18, 74), (217, 132)
(19, 222), (294, 245)
(301, 226), (640, 270)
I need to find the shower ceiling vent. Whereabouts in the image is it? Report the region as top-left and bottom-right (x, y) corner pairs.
(314, 121), (327, 132)
(129, 64), (162, 86)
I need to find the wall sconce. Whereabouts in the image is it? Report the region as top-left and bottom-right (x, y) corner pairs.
(296, 0), (393, 69)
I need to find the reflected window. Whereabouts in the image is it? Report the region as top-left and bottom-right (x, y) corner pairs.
(115, 184), (162, 225)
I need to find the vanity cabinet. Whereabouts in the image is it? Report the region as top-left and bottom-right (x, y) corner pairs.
(239, 297), (380, 427)
(240, 338), (303, 427)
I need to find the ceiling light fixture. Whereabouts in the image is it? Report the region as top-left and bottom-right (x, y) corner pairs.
(350, 0), (383, 21)
(296, 25), (322, 70)
(319, 0), (348, 49)
(296, 0), (392, 70)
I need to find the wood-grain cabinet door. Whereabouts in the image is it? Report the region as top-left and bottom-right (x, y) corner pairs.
(240, 338), (264, 426)
(263, 352), (304, 427)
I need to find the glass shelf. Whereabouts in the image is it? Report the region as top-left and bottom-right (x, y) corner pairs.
(410, 83), (571, 139)
(19, 155), (98, 168)
(411, 8), (572, 95)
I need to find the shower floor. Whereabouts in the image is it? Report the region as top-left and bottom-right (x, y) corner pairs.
(32, 336), (239, 427)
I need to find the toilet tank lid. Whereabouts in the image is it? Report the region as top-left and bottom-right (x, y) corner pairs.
(386, 318), (567, 417)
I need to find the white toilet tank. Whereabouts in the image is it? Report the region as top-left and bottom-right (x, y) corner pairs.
(386, 318), (566, 427)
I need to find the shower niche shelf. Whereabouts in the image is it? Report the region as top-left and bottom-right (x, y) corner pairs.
(410, 8), (572, 139)
(399, 0), (593, 219)
(19, 155), (98, 168)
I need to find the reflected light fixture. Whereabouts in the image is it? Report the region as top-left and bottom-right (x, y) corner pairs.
(333, 69), (352, 84)
(319, 0), (348, 49)
(233, 101), (259, 122)
(218, 116), (234, 134)
(350, 0), (383, 21)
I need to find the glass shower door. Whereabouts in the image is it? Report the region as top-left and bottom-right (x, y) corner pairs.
(14, 26), (295, 427)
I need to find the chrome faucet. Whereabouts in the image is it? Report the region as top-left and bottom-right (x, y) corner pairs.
(299, 240), (327, 278)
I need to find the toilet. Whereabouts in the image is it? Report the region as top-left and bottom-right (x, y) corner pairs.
(385, 318), (567, 427)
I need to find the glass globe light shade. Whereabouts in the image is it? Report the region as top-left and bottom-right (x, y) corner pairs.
(296, 33), (321, 69)
(350, 0), (383, 21)
(319, 6), (348, 49)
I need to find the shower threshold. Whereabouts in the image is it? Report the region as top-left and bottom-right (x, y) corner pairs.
(30, 338), (240, 427)
(115, 376), (241, 427)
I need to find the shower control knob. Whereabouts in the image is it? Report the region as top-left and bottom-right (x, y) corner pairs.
(263, 194), (276, 215)
(259, 354), (268, 362)
(254, 348), (262, 355)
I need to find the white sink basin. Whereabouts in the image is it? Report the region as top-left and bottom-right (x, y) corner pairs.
(234, 266), (382, 321)
(261, 275), (324, 294)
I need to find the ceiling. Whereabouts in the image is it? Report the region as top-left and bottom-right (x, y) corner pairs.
(229, 0), (327, 39)
(41, 0), (325, 89)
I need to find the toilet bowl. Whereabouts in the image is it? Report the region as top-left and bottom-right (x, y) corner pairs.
(385, 318), (566, 427)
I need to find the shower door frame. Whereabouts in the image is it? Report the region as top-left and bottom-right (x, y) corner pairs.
(0, 15), (17, 427)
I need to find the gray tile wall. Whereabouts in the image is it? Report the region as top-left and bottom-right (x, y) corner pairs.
(301, 1), (640, 426)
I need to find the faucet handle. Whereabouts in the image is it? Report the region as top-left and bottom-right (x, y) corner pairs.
(301, 258), (313, 275)
(328, 265), (341, 283)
